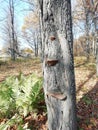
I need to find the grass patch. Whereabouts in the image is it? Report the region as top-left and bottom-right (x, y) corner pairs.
(84, 63), (96, 71)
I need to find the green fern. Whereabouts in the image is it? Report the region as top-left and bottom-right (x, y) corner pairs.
(0, 72), (45, 129)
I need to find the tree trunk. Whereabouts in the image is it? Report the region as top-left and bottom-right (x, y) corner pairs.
(92, 36), (96, 57)
(39, 0), (77, 130)
(93, 14), (98, 76)
(94, 23), (98, 76)
(85, 10), (90, 60)
(82, 0), (90, 60)
(9, 0), (16, 61)
(91, 0), (98, 76)
(96, 43), (98, 76)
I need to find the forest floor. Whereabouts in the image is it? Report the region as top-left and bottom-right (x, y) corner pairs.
(0, 58), (42, 82)
(0, 56), (98, 130)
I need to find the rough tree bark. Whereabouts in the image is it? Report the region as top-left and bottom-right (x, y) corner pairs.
(39, 0), (77, 130)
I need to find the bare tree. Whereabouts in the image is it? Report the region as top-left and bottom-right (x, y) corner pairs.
(8, 0), (17, 60)
(22, 29), (39, 57)
(0, 0), (20, 60)
(72, 0), (92, 59)
(22, 12), (40, 57)
(82, 0), (91, 60)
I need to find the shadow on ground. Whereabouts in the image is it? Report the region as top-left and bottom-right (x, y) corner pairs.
(77, 81), (98, 130)
(77, 71), (96, 93)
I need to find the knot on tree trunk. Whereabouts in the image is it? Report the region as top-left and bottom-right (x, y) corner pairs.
(50, 36), (56, 41)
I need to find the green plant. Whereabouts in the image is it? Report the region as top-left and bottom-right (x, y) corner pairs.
(0, 73), (45, 129)
(82, 95), (93, 105)
(14, 73), (44, 116)
(0, 76), (16, 118)
(79, 128), (84, 130)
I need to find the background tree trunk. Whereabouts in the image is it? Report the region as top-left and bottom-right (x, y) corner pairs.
(9, 0), (16, 61)
(82, 0), (90, 60)
(91, 0), (98, 76)
(39, 0), (77, 130)
(96, 43), (98, 76)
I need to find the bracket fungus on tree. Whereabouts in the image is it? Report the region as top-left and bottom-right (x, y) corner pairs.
(46, 59), (59, 66)
(47, 91), (67, 100)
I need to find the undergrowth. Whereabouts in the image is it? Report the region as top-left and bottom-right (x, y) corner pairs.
(0, 73), (45, 129)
